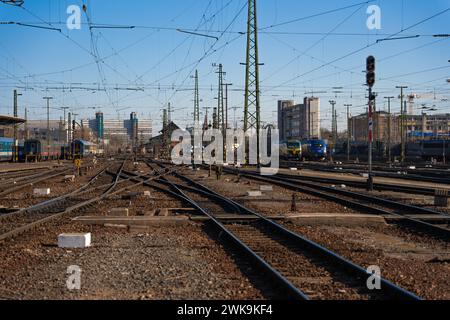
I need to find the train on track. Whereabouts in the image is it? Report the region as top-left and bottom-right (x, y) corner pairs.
(0, 137), (14, 161)
(336, 140), (450, 162)
(0, 137), (100, 162)
(23, 139), (63, 161)
(280, 139), (328, 161)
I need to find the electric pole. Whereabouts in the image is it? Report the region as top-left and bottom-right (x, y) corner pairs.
(202, 106), (211, 130)
(193, 70), (200, 126)
(68, 112), (72, 150)
(61, 106), (69, 144)
(24, 107), (28, 140)
(396, 86), (408, 164)
(43, 96), (53, 161)
(214, 63), (226, 133)
(213, 107), (219, 129)
(329, 100), (336, 161)
(13, 90), (21, 162)
(243, 0), (262, 165)
(224, 83), (233, 129)
(168, 103), (172, 123)
(162, 109), (169, 159)
(384, 96), (395, 164)
(344, 104), (352, 162)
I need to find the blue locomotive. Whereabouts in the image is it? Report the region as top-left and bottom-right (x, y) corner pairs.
(302, 139), (328, 161)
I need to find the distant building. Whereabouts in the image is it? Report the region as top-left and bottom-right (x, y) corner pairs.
(351, 111), (396, 143)
(145, 121), (181, 158)
(0, 115), (26, 138)
(84, 112), (152, 145)
(19, 120), (66, 143)
(277, 98), (321, 141)
(350, 112), (450, 143)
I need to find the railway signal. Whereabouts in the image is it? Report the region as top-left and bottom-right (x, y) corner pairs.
(366, 56), (376, 191)
(366, 55), (376, 89)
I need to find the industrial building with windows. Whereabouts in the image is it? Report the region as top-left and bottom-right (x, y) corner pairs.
(83, 112), (153, 146)
(277, 98), (321, 141)
(350, 112), (450, 143)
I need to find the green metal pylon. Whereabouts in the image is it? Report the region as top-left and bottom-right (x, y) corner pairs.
(243, 0), (261, 165)
(194, 70), (200, 126)
(216, 64), (225, 132)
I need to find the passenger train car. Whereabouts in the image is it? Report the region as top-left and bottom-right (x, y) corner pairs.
(23, 139), (63, 161)
(0, 137), (13, 161)
(72, 140), (98, 158)
(0, 138), (24, 162)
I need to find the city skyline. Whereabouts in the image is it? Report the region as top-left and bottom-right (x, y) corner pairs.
(0, 0), (449, 133)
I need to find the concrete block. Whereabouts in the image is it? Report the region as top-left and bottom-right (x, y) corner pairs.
(261, 168), (278, 175)
(408, 166), (416, 170)
(361, 173), (369, 178)
(260, 185), (273, 192)
(104, 224), (128, 229)
(58, 233), (91, 248)
(64, 175), (76, 182)
(290, 168), (298, 171)
(109, 208), (129, 217)
(34, 188), (51, 196)
(247, 191), (262, 197)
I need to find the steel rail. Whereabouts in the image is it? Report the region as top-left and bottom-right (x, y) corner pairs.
(281, 161), (450, 183)
(273, 171), (436, 195)
(223, 168), (450, 241)
(243, 170), (449, 217)
(145, 162), (421, 300)
(158, 178), (310, 300)
(0, 167), (73, 197)
(0, 161), (126, 243)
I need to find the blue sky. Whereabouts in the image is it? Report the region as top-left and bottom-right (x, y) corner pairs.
(0, 0), (449, 132)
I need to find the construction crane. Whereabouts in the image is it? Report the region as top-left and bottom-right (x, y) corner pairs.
(406, 91), (439, 114)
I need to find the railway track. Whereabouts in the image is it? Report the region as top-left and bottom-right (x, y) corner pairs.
(272, 171), (437, 196)
(0, 166), (73, 197)
(281, 161), (450, 184)
(221, 167), (450, 242)
(0, 167), (49, 181)
(142, 164), (420, 300)
(0, 161), (126, 243)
